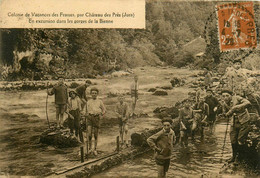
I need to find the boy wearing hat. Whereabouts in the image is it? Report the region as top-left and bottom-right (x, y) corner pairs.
(47, 76), (68, 129)
(221, 89), (251, 163)
(147, 118), (176, 178)
(67, 90), (82, 141)
(86, 87), (106, 156)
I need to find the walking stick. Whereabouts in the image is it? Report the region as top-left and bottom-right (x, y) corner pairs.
(220, 114), (230, 163)
(46, 82), (50, 128)
(86, 117), (89, 159)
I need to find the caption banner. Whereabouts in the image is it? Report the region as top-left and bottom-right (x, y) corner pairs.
(0, 0), (145, 28)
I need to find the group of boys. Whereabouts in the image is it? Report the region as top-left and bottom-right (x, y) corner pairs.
(147, 59), (260, 177)
(178, 88), (220, 148)
(47, 75), (139, 156)
(48, 78), (106, 156)
(47, 64), (258, 177)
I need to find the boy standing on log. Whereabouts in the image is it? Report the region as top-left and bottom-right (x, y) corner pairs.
(115, 95), (129, 147)
(47, 76), (68, 129)
(147, 118), (176, 178)
(86, 87), (106, 156)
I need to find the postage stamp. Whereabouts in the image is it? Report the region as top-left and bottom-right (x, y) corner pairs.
(216, 2), (257, 52)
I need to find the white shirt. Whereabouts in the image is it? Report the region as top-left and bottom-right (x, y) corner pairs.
(87, 98), (106, 115)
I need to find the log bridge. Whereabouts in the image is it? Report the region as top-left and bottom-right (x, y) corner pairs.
(45, 127), (161, 177)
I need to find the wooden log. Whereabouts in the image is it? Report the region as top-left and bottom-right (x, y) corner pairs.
(116, 136), (120, 152)
(55, 152), (118, 175)
(80, 146), (84, 163)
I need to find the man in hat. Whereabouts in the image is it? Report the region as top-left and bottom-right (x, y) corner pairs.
(48, 76), (68, 129)
(67, 89), (82, 142)
(86, 87), (106, 156)
(130, 75), (139, 117)
(205, 88), (220, 133)
(221, 89), (251, 163)
(147, 118), (176, 178)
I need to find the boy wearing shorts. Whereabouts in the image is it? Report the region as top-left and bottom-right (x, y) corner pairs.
(86, 87), (106, 156)
(147, 118), (176, 178)
(47, 76), (68, 129)
(115, 95), (129, 147)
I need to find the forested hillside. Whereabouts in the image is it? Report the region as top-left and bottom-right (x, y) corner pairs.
(0, 1), (259, 80)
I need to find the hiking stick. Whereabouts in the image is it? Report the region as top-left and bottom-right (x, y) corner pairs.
(220, 114), (229, 163)
(46, 82), (50, 128)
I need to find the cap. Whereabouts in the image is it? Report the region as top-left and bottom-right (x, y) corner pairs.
(221, 89), (233, 95)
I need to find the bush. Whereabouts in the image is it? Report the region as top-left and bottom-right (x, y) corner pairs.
(169, 50), (194, 68)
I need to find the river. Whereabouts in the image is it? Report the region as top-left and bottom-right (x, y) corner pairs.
(94, 123), (236, 178)
(0, 66), (250, 177)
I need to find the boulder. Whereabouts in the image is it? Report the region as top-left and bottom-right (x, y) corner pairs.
(160, 85), (173, 90)
(111, 71), (131, 77)
(153, 106), (179, 119)
(152, 90), (168, 96)
(148, 88), (156, 92)
(107, 88), (121, 97)
(40, 128), (80, 148)
(170, 77), (185, 87)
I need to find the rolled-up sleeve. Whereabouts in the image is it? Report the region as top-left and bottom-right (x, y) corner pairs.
(147, 131), (162, 149)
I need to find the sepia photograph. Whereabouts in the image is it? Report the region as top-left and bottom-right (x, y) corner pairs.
(0, 0), (259, 177)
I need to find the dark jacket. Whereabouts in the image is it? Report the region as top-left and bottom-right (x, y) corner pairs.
(48, 83), (68, 104)
(205, 95), (220, 116)
(76, 84), (87, 101)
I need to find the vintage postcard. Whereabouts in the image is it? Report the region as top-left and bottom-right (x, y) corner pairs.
(0, 0), (259, 177)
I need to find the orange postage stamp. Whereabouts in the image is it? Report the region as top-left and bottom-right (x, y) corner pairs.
(216, 2), (257, 52)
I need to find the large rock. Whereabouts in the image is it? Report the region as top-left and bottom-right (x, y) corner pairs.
(40, 128), (80, 148)
(107, 88), (121, 97)
(148, 88), (156, 92)
(153, 106), (179, 119)
(160, 84), (173, 90)
(170, 77), (185, 87)
(111, 71), (131, 77)
(152, 90), (168, 96)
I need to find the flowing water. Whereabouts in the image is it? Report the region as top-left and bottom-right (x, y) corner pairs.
(1, 67), (247, 177)
(0, 67), (199, 176)
(94, 123), (234, 178)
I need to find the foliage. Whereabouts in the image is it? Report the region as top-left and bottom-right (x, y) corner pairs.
(0, 1), (232, 80)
